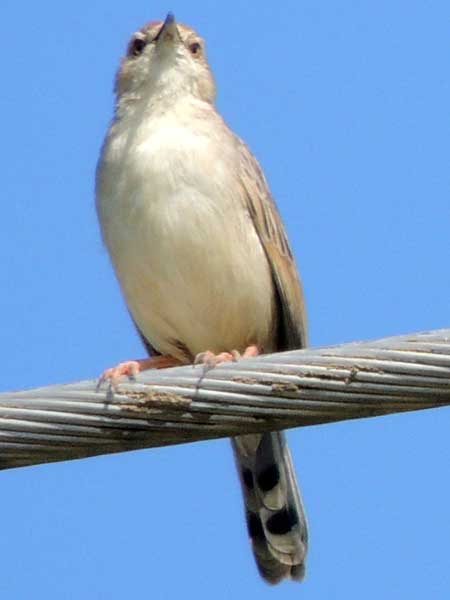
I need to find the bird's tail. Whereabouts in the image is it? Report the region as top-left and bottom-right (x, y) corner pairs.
(231, 431), (308, 584)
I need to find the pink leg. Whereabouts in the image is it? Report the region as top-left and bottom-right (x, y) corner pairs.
(194, 350), (240, 369)
(98, 354), (181, 387)
(194, 345), (260, 370)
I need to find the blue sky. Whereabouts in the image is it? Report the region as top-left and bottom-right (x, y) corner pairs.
(1, 1), (449, 598)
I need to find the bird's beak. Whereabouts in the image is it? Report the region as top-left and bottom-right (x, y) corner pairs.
(154, 13), (181, 47)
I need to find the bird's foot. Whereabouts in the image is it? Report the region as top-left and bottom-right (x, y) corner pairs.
(194, 350), (240, 370)
(241, 344), (260, 358)
(97, 354), (180, 389)
(194, 344), (260, 372)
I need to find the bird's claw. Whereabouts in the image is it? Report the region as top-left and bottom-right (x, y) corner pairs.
(96, 355), (180, 391)
(96, 360), (141, 391)
(194, 349), (241, 373)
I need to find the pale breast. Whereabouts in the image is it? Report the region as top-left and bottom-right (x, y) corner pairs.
(96, 106), (276, 360)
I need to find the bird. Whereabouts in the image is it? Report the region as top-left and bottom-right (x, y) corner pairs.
(96, 13), (309, 584)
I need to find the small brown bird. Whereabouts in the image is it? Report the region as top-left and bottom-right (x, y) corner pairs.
(96, 13), (308, 583)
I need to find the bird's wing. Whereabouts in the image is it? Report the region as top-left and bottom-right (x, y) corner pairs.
(237, 138), (308, 350)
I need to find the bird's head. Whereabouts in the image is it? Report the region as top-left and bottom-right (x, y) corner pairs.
(115, 14), (216, 114)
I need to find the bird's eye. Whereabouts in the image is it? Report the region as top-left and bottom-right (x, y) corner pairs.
(189, 42), (202, 56)
(130, 37), (147, 57)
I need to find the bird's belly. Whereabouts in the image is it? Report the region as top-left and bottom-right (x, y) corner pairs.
(106, 189), (275, 361)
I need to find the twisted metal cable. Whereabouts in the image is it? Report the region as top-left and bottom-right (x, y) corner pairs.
(1, 328), (449, 470)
